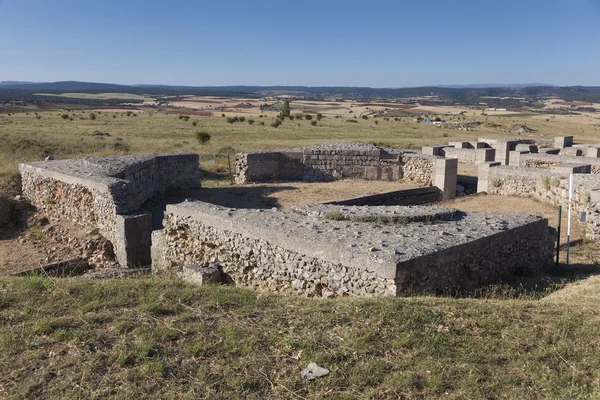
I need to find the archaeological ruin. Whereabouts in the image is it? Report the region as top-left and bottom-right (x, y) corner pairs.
(16, 137), (596, 297)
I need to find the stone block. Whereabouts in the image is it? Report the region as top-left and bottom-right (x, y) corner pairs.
(448, 141), (470, 149)
(421, 146), (446, 156)
(434, 158), (458, 200)
(539, 148), (561, 155)
(554, 136), (574, 148)
(180, 263), (222, 285)
(151, 229), (166, 271)
(494, 141), (518, 165)
(475, 148), (495, 163)
(560, 147), (583, 157)
(509, 150), (530, 166)
(364, 165), (381, 180)
(551, 163), (591, 174)
(381, 166), (400, 181)
(434, 158), (458, 175)
(587, 147), (600, 158)
(477, 162), (501, 193)
(515, 144), (538, 153)
(115, 212), (153, 267)
(470, 142), (488, 149)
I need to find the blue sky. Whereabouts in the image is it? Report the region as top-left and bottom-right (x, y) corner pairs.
(1, 0), (599, 87)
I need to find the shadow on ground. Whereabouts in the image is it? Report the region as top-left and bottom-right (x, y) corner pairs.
(143, 185), (298, 230)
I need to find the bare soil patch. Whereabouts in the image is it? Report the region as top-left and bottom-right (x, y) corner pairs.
(358, 103), (417, 109)
(165, 110), (213, 116)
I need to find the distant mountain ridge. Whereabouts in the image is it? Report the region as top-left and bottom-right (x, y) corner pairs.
(0, 80), (558, 91)
(1, 80), (599, 103)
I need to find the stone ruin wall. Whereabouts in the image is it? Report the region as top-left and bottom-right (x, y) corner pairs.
(20, 153), (202, 263)
(520, 153), (600, 174)
(235, 143), (436, 185)
(482, 166), (600, 241)
(153, 216), (396, 297)
(395, 219), (553, 294)
(19, 173), (120, 243)
(152, 202), (554, 297)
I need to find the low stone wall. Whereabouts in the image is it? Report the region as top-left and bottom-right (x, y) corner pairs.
(479, 164), (600, 241)
(442, 147), (476, 163)
(518, 153), (600, 174)
(235, 143), (437, 185)
(152, 201), (554, 297)
(20, 153), (202, 266)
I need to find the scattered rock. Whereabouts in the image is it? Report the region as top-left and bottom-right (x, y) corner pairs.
(180, 262), (222, 285)
(301, 362), (330, 381)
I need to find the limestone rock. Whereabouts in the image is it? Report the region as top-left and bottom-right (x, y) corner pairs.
(180, 263), (222, 285)
(301, 362), (330, 381)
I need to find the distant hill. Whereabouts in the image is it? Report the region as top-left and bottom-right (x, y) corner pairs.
(1, 81), (599, 104)
(434, 83), (555, 89)
(0, 81), (37, 86)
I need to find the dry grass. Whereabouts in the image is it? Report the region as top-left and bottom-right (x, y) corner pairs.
(2, 106), (599, 175)
(1, 276), (600, 399)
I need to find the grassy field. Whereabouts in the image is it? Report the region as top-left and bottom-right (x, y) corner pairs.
(1, 106), (599, 176)
(1, 276), (599, 399)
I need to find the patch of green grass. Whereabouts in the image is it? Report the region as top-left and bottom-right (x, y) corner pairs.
(0, 277), (599, 398)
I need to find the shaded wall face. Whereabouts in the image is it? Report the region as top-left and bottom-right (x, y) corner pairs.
(235, 149), (437, 185)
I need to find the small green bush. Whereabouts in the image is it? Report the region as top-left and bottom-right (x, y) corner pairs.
(195, 131), (211, 145)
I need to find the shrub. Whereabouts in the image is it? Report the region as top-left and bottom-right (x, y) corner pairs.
(374, 120), (379, 125)
(89, 113), (96, 120)
(192, 121), (197, 127)
(247, 119), (254, 125)
(61, 114), (69, 120)
(322, 211), (346, 221)
(280, 100), (290, 118)
(362, 115), (368, 120)
(305, 114), (313, 120)
(316, 113), (323, 121)
(260, 121), (265, 126)
(271, 119), (282, 128)
(195, 131), (211, 145)
(239, 116), (245, 122)
(221, 114), (226, 117)
(126, 111), (132, 116)
(311, 121), (317, 126)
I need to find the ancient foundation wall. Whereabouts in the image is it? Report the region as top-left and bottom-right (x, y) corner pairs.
(152, 201), (554, 297)
(478, 164), (600, 240)
(20, 153), (202, 266)
(518, 153), (600, 173)
(235, 143), (437, 185)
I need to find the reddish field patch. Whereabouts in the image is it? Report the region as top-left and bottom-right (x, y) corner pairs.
(358, 103), (417, 109)
(95, 105), (142, 110)
(166, 110), (213, 116)
(181, 100), (223, 104)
